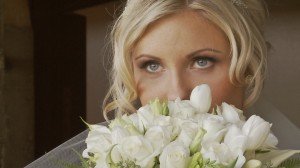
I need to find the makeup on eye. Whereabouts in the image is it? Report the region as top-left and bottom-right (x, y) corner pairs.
(191, 56), (217, 69)
(142, 60), (162, 73)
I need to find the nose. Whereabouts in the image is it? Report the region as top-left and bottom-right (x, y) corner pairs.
(167, 70), (192, 101)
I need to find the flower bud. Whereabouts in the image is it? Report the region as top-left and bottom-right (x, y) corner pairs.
(243, 159), (262, 168)
(190, 84), (212, 114)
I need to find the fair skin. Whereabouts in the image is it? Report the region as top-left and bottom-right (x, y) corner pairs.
(132, 10), (245, 109)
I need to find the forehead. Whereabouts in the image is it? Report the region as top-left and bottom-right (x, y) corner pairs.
(133, 10), (229, 56)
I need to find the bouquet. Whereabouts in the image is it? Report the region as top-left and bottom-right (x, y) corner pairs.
(81, 84), (300, 168)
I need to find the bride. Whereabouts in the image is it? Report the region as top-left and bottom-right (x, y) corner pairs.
(26, 0), (300, 167)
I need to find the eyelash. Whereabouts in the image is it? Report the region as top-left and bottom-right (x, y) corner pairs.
(138, 56), (216, 73)
(140, 60), (162, 73)
(192, 56), (216, 69)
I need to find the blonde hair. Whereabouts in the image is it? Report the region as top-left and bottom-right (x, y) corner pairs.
(103, 0), (268, 120)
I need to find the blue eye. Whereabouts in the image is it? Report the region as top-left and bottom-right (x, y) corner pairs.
(146, 62), (162, 72)
(193, 57), (214, 69)
(197, 59), (208, 66)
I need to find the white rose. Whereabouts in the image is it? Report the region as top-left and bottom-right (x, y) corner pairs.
(111, 126), (130, 145)
(168, 98), (196, 119)
(190, 84), (212, 114)
(145, 126), (172, 151)
(159, 140), (191, 168)
(177, 121), (199, 147)
(201, 142), (246, 168)
(202, 115), (226, 143)
(137, 105), (154, 131)
(242, 115), (271, 150)
(82, 125), (112, 158)
(94, 152), (110, 168)
(120, 135), (158, 167)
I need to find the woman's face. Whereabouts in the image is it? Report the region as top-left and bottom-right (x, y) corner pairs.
(132, 10), (245, 109)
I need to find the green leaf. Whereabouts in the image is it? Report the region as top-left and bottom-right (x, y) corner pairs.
(279, 157), (300, 168)
(80, 117), (93, 130)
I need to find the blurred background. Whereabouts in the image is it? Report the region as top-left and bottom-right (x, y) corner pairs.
(0, 0), (299, 167)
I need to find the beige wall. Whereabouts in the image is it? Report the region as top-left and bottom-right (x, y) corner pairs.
(77, 1), (119, 124)
(263, 9), (300, 128)
(249, 6), (300, 149)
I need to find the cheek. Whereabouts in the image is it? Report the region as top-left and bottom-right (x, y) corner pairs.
(209, 77), (244, 109)
(134, 72), (165, 105)
(191, 70), (244, 109)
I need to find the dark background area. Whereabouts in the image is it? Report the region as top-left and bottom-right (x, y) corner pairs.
(29, 0), (115, 158)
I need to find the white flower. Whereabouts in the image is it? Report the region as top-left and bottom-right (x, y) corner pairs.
(201, 142), (246, 168)
(159, 140), (191, 168)
(242, 115), (271, 150)
(202, 115), (226, 143)
(120, 135), (158, 167)
(111, 126), (131, 145)
(137, 104), (154, 131)
(190, 84), (212, 114)
(109, 114), (132, 129)
(93, 152), (110, 168)
(145, 126), (172, 151)
(224, 125), (247, 152)
(177, 121), (199, 147)
(82, 125), (112, 158)
(221, 103), (245, 124)
(262, 132), (278, 149)
(243, 159), (262, 168)
(168, 98), (196, 119)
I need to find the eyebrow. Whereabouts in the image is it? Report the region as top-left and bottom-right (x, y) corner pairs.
(186, 48), (222, 59)
(134, 54), (162, 61)
(134, 48), (222, 61)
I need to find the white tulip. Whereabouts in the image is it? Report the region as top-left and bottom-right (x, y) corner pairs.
(221, 103), (245, 124)
(159, 140), (191, 168)
(262, 132), (278, 149)
(242, 115), (271, 150)
(190, 84), (212, 114)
